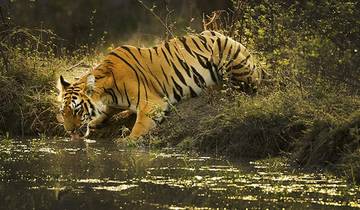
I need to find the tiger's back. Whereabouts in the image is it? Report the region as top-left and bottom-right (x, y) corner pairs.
(108, 33), (220, 105)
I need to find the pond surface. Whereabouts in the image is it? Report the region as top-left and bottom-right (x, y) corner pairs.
(0, 138), (359, 210)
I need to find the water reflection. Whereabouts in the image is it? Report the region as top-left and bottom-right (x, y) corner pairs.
(0, 138), (359, 209)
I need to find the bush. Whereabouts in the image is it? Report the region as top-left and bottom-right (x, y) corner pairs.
(295, 112), (360, 167)
(0, 27), (65, 136)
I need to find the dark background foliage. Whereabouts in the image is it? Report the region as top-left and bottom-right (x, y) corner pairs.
(2, 0), (358, 89)
(0, 0), (232, 48)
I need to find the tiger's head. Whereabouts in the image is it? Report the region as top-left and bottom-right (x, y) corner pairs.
(56, 74), (98, 140)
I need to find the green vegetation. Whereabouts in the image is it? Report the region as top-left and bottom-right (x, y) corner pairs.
(0, 0), (359, 183)
(0, 27), (59, 136)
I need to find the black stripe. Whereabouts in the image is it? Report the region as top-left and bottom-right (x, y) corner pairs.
(122, 46), (144, 68)
(173, 43), (182, 55)
(95, 76), (106, 80)
(110, 89), (118, 104)
(83, 102), (90, 116)
(231, 61), (245, 69)
(216, 38), (223, 65)
(171, 77), (183, 96)
(72, 99), (83, 109)
(225, 45), (242, 69)
(118, 89), (124, 103)
(191, 38), (203, 52)
(171, 61), (187, 85)
(136, 81), (140, 108)
(193, 52), (217, 82)
(88, 101), (96, 117)
(149, 49), (153, 63)
(104, 59), (114, 66)
(223, 37), (229, 52)
(162, 82), (169, 97)
(173, 88), (181, 102)
(161, 48), (171, 66)
(121, 46), (151, 88)
(219, 44), (233, 70)
(233, 45), (241, 59)
(179, 37), (194, 56)
(77, 99), (84, 108)
(109, 51), (140, 107)
(194, 52), (207, 68)
(198, 35), (211, 52)
(140, 77), (148, 102)
(189, 86), (197, 97)
(191, 66), (206, 88)
(161, 65), (169, 84)
(207, 60), (218, 83)
(110, 71), (121, 105)
(149, 79), (163, 97)
(226, 44), (233, 61)
(164, 42), (172, 56)
(232, 55), (251, 69)
(143, 62), (167, 96)
(154, 47), (159, 56)
(123, 83), (131, 107)
(175, 54), (191, 77)
(104, 88), (118, 104)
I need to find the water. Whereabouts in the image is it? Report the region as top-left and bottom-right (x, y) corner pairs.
(0, 138), (359, 210)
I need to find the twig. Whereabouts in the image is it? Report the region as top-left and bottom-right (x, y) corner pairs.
(0, 46), (9, 72)
(19, 105), (24, 138)
(228, 0), (245, 37)
(0, 6), (8, 29)
(137, 0), (174, 39)
(203, 12), (218, 30)
(66, 58), (86, 71)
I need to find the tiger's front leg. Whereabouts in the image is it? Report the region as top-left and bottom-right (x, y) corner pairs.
(88, 112), (109, 129)
(128, 100), (168, 139)
(129, 110), (156, 139)
(88, 106), (116, 129)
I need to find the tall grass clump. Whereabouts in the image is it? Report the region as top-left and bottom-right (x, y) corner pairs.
(0, 26), (66, 137)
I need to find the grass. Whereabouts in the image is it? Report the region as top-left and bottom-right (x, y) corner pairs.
(0, 49), (58, 136)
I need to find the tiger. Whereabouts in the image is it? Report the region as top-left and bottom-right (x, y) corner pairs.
(56, 30), (264, 140)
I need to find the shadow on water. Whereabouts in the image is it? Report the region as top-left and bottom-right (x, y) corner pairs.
(0, 138), (359, 209)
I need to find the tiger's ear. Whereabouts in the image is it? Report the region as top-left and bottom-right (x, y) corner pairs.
(86, 74), (95, 96)
(57, 75), (70, 91)
(57, 75), (70, 101)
